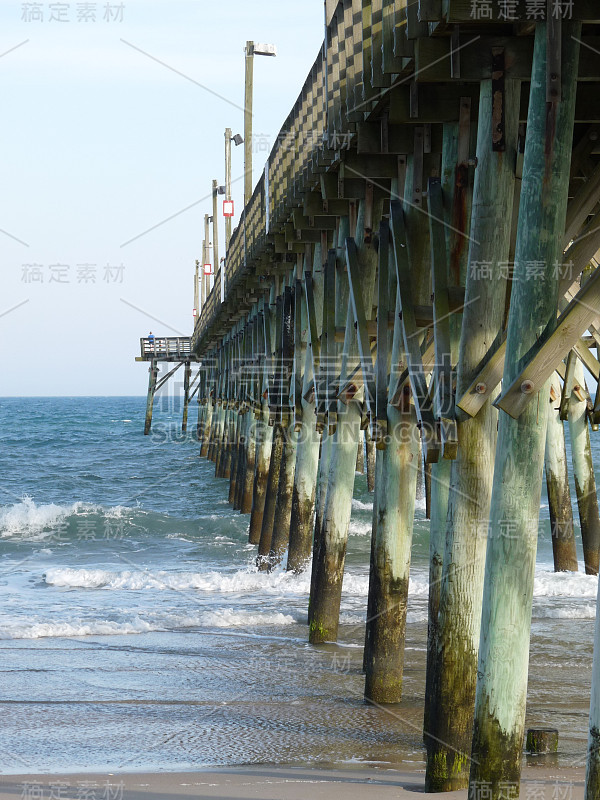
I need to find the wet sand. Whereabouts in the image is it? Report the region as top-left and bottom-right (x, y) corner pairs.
(0, 764), (586, 800)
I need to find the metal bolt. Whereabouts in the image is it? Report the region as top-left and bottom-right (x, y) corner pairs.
(521, 380), (535, 394)
(475, 382), (487, 394)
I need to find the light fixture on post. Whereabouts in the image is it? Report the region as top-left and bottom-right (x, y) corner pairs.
(252, 43), (277, 57)
(244, 41), (277, 208)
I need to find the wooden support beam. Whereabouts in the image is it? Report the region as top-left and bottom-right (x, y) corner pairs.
(570, 126), (600, 179)
(363, 188), (421, 705)
(309, 202), (380, 645)
(357, 120), (444, 155)
(376, 218), (391, 441)
(496, 266), (600, 418)
(414, 36), (600, 84)
(263, 295), (274, 415)
(346, 237), (377, 416)
(559, 349), (577, 420)
(390, 198), (440, 462)
(569, 356), (600, 581)
(538, 83), (600, 124)
(181, 361), (191, 434)
(545, 373), (578, 573)
(144, 361), (158, 436)
(304, 191), (350, 217)
(270, 285), (297, 564)
(154, 361), (183, 393)
(573, 335), (600, 380)
(564, 160), (600, 246)
(249, 301), (274, 544)
(418, 0), (442, 22)
(322, 247), (337, 428)
(240, 321), (259, 513)
(428, 177), (458, 458)
(390, 336), (436, 407)
(560, 209), (600, 295)
(389, 83), (481, 124)
(547, 2), (562, 103)
(288, 243), (322, 573)
(382, 0), (404, 74)
(470, 22), (581, 799)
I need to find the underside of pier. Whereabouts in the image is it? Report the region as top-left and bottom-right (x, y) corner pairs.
(189, 2), (600, 798)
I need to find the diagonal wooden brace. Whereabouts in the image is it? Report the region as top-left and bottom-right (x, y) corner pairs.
(303, 271), (321, 413)
(496, 265), (600, 419)
(559, 350), (577, 421)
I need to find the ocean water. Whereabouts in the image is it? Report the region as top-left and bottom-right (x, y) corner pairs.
(0, 396), (596, 773)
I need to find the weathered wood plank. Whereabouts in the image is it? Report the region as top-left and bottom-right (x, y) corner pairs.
(416, 36), (600, 83)
(456, 333), (506, 417)
(389, 83), (481, 123)
(496, 266), (600, 418)
(564, 160), (600, 245)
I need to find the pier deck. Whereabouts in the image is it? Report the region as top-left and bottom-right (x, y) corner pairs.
(136, 337), (199, 363)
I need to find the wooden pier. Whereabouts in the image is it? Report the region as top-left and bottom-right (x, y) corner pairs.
(142, 3), (600, 798)
(137, 337), (200, 435)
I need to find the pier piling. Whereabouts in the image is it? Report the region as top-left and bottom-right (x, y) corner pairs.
(144, 362), (158, 436)
(545, 373), (578, 572)
(469, 23), (581, 799)
(425, 75), (520, 792)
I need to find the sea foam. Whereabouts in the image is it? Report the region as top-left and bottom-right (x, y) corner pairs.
(41, 563), (600, 601)
(0, 497), (83, 538)
(43, 565), (314, 594)
(0, 498), (134, 540)
(0, 608), (298, 640)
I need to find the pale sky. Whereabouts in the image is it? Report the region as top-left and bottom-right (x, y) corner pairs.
(0, 0), (324, 396)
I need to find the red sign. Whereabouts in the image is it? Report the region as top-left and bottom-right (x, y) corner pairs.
(193, 308), (197, 317)
(203, 263), (213, 275)
(223, 199), (234, 217)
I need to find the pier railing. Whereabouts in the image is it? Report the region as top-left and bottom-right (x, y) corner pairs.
(192, 47), (327, 352)
(139, 337), (196, 361)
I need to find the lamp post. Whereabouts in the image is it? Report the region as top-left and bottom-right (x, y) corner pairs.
(194, 259), (199, 322)
(244, 41), (277, 208)
(200, 239), (206, 310)
(224, 128), (243, 250)
(211, 181), (220, 299)
(203, 213), (211, 299)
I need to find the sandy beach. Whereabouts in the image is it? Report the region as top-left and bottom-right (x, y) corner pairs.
(0, 764), (587, 800)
